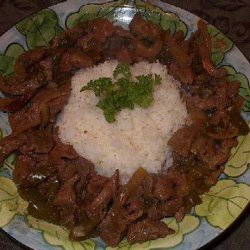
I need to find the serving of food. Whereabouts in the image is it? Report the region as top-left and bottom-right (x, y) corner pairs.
(0, 1), (250, 250)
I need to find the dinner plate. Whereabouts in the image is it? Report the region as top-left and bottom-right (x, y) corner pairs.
(0, 0), (249, 249)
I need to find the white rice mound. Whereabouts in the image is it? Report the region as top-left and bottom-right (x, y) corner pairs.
(56, 60), (188, 183)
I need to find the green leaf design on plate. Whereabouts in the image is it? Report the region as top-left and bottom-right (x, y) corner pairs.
(107, 215), (199, 250)
(66, 0), (126, 29)
(0, 43), (25, 76)
(223, 65), (250, 113)
(16, 9), (64, 49)
(0, 177), (28, 227)
(27, 216), (95, 250)
(195, 179), (250, 230)
(135, 0), (188, 36)
(1, 153), (16, 172)
(224, 124), (250, 177)
(0, 128), (16, 171)
(208, 25), (233, 65)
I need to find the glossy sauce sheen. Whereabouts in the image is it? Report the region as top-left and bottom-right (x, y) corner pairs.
(0, 14), (248, 247)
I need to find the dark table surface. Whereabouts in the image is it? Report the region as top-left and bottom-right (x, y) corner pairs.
(0, 0), (249, 249)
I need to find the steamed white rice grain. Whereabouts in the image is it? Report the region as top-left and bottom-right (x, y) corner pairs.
(56, 60), (188, 183)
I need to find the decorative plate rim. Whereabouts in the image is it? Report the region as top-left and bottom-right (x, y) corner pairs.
(0, 1), (249, 250)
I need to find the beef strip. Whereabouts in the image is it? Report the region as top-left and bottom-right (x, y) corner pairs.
(83, 174), (109, 205)
(53, 175), (78, 206)
(69, 171), (120, 241)
(0, 90), (36, 112)
(100, 168), (148, 247)
(168, 126), (197, 157)
(0, 74), (45, 96)
(147, 198), (182, 220)
(164, 32), (194, 84)
(9, 83), (71, 135)
(127, 219), (174, 244)
(20, 129), (54, 155)
(197, 20), (226, 78)
(153, 175), (174, 201)
(0, 133), (26, 165)
(17, 48), (46, 70)
(85, 170), (119, 219)
(87, 18), (115, 42)
(13, 155), (35, 185)
(59, 49), (93, 73)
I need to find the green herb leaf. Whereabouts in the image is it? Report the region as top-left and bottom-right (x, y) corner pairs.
(80, 77), (113, 96)
(81, 64), (161, 123)
(113, 63), (132, 80)
(154, 74), (162, 85)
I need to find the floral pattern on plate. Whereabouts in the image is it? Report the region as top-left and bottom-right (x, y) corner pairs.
(0, 0), (249, 250)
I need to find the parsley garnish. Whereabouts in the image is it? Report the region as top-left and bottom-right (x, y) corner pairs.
(80, 63), (162, 123)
